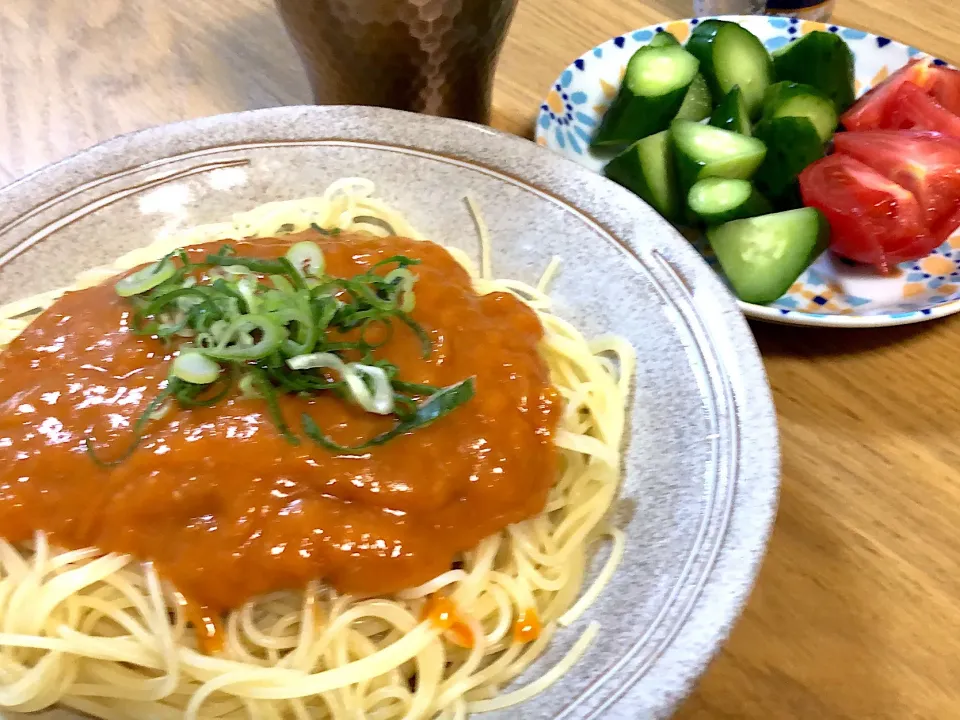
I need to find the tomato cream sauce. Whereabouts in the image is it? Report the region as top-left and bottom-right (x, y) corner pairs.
(0, 234), (560, 618)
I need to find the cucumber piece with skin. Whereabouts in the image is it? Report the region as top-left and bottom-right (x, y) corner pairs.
(687, 178), (771, 225)
(752, 116), (825, 209)
(670, 119), (768, 193)
(761, 81), (838, 143)
(772, 30), (856, 112)
(591, 45), (700, 148)
(676, 73), (713, 122)
(707, 207), (830, 304)
(709, 86), (751, 135)
(604, 130), (680, 221)
(649, 31), (680, 48)
(686, 19), (774, 119)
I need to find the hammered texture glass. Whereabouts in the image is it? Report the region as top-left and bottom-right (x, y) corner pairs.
(276, 0), (518, 123)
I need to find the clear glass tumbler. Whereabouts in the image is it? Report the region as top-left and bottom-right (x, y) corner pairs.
(275, 0), (519, 125)
(693, 0), (835, 20)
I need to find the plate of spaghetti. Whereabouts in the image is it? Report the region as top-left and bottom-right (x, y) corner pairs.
(0, 106), (778, 720)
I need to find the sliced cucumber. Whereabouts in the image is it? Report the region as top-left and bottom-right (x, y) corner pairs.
(649, 31), (680, 48)
(591, 45), (700, 148)
(670, 119), (767, 193)
(709, 86), (751, 135)
(688, 178), (771, 225)
(752, 116), (825, 209)
(772, 30), (856, 112)
(686, 19), (773, 119)
(676, 73), (713, 122)
(761, 81), (838, 143)
(707, 207), (829, 304)
(604, 130), (679, 221)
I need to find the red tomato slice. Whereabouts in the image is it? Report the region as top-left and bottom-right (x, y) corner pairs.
(799, 154), (937, 273)
(881, 82), (960, 138)
(926, 66), (960, 116)
(841, 58), (936, 131)
(932, 203), (960, 244)
(833, 130), (960, 230)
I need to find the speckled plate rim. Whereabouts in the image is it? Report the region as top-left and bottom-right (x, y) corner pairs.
(0, 106), (779, 719)
(534, 15), (960, 330)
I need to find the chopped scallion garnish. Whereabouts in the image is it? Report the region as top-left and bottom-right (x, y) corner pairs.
(89, 239), (472, 462)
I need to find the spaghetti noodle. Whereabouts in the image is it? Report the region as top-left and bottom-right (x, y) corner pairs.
(0, 178), (634, 720)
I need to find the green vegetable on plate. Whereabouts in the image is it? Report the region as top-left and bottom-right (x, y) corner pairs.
(709, 86), (752, 135)
(604, 130), (680, 222)
(753, 115), (826, 209)
(648, 33), (711, 122)
(761, 81), (838, 143)
(648, 31), (680, 48)
(687, 178), (771, 225)
(772, 30), (856, 112)
(591, 44), (700, 148)
(707, 207), (830, 304)
(686, 19), (774, 119)
(675, 73), (714, 122)
(671, 119), (768, 194)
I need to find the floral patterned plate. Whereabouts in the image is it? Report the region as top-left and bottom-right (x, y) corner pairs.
(535, 15), (958, 328)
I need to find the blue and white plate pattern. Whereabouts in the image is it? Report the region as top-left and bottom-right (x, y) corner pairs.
(535, 15), (957, 327)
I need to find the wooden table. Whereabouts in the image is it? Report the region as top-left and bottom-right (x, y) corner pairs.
(3, 1), (960, 718)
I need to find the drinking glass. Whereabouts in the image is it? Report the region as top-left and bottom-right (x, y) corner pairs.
(276, 0), (519, 124)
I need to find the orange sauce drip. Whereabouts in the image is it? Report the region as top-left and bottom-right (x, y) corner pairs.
(513, 608), (541, 644)
(184, 602), (225, 655)
(421, 594), (475, 648)
(447, 620), (476, 649)
(422, 594), (458, 631)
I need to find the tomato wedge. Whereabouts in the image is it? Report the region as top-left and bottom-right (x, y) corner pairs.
(926, 66), (960, 116)
(841, 58), (936, 131)
(881, 82), (960, 138)
(833, 130), (960, 230)
(932, 203), (960, 244)
(799, 154), (937, 272)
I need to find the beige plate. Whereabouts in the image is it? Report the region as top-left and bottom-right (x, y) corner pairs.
(0, 106), (779, 720)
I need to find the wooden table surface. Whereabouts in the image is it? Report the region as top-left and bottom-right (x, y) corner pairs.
(3, 1), (960, 718)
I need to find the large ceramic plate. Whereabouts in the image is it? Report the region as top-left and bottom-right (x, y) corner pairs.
(535, 15), (960, 328)
(0, 106), (778, 719)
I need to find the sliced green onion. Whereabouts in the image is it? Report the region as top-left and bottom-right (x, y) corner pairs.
(115, 259), (177, 297)
(383, 268), (415, 286)
(237, 277), (259, 313)
(210, 279), (249, 316)
(310, 223), (340, 236)
(132, 288), (223, 335)
(270, 275), (296, 295)
(250, 368), (300, 446)
(396, 311), (432, 359)
(201, 314), (287, 361)
(173, 370), (235, 407)
(302, 377), (475, 452)
(221, 264), (255, 276)
(286, 351), (345, 373)
(84, 380), (180, 467)
(384, 268), (417, 312)
(286, 352), (392, 414)
(286, 241), (325, 277)
(260, 288), (293, 314)
(271, 306), (320, 357)
(392, 380), (443, 396)
(155, 311), (190, 339)
(371, 256), (421, 271)
(350, 363), (394, 414)
(238, 373), (261, 399)
(108, 242), (467, 461)
(171, 350), (221, 384)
